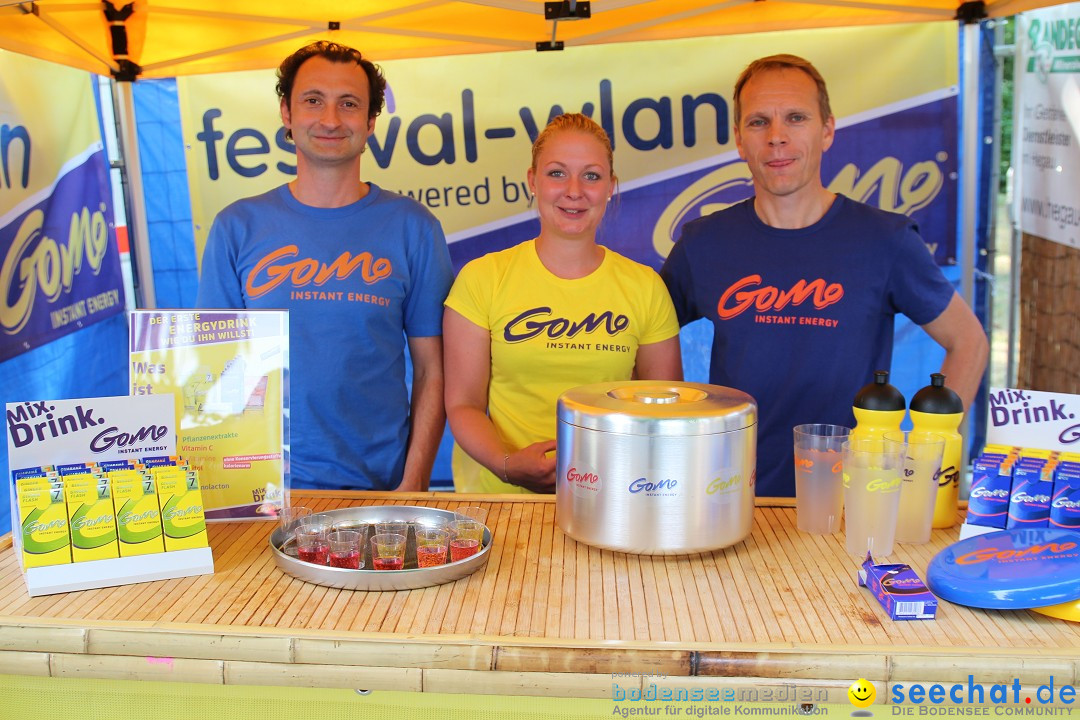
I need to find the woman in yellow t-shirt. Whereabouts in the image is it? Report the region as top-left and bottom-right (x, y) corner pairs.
(443, 113), (683, 494)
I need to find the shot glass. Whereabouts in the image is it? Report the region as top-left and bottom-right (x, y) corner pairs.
(278, 505), (311, 545)
(328, 529), (362, 569)
(842, 435), (905, 557)
(454, 505), (488, 526)
(370, 533), (407, 570)
(415, 528), (449, 568)
(886, 430), (946, 545)
(376, 520), (409, 538)
(449, 520), (483, 562)
(295, 524), (330, 565)
(793, 424), (850, 534)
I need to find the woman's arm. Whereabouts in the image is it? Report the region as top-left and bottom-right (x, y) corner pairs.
(633, 335), (683, 381)
(443, 308), (556, 492)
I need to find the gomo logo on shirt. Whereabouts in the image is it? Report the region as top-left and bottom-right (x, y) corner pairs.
(503, 307), (629, 343)
(716, 274), (844, 320)
(245, 245), (393, 298)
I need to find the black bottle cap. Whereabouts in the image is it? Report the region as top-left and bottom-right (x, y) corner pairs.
(853, 370), (906, 411)
(910, 373), (963, 414)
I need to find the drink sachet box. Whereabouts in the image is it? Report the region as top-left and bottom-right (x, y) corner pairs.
(966, 456), (1012, 528)
(111, 474), (165, 556)
(1050, 465), (1080, 530)
(64, 474), (120, 562)
(1007, 463), (1053, 529)
(16, 476), (71, 568)
(155, 470), (208, 551)
(858, 553), (937, 620)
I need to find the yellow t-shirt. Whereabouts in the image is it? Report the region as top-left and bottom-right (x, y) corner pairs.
(445, 240), (680, 493)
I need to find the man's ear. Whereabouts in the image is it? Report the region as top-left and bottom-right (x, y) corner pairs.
(280, 98), (292, 130)
(821, 115), (836, 153)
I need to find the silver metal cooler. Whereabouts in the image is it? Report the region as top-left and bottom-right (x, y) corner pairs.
(555, 381), (756, 555)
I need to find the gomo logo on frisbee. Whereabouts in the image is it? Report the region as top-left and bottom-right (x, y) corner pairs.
(955, 541), (1078, 565)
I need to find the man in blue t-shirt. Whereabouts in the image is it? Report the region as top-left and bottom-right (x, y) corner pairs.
(196, 41), (453, 492)
(660, 54), (988, 498)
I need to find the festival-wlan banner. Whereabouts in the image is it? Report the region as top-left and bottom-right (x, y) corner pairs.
(177, 22), (958, 275)
(0, 52), (125, 362)
(1015, 4), (1080, 249)
(128, 310), (288, 520)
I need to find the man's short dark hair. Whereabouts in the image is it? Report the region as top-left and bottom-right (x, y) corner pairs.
(275, 40), (387, 119)
(733, 54), (832, 125)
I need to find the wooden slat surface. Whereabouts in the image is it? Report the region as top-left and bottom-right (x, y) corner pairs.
(1, 492), (1079, 686)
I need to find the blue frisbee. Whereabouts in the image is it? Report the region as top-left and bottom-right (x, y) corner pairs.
(926, 528), (1080, 610)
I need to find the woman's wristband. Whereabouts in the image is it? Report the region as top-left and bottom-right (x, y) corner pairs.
(502, 452), (510, 484)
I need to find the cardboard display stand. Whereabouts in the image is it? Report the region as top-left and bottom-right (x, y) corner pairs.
(6, 394), (214, 597)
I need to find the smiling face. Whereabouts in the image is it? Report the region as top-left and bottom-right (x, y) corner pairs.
(848, 678), (876, 708)
(281, 55), (375, 171)
(527, 130), (615, 242)
(733, 67), (835, 203)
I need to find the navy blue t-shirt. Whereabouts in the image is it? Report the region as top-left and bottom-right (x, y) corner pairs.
(660, 195), (955, 497)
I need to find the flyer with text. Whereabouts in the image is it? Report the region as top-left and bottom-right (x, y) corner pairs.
(129, 310), (288, 520)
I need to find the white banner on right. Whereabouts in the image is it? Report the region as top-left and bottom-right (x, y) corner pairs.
(1015, 5), (1080, 248)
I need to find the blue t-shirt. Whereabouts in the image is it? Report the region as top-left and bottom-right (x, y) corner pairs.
(196, 184), (454, 490)
(660, 195), (955, 497)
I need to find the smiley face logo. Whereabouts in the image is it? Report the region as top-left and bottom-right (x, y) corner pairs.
(848, 678), (876, 708)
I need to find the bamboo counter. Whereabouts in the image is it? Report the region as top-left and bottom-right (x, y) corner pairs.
(1, 492), (1078, 702)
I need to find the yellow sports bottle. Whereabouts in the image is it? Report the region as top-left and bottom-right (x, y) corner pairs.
(850, 370), (905, 442)
(910, 373), (965, 529)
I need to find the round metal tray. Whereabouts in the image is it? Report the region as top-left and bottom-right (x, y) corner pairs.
(270, 505), (491, 591)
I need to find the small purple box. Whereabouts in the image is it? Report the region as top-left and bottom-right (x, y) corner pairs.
(858, 553), (938, 620)
(1051, 468), (1080, 530)
(966, 456), (1012, 528)
(1007, 464), (1053, 529)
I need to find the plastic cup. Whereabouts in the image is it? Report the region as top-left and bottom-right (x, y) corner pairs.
(376, 521), (409, 538)
(449, 520), (483, 562)
(887, 431), (946, 545)
(415, 528), (449, 568)
(411, 515), (449, 531)
(278, 505), (311, 543)
(328, 529), (362, 569)
(793, 424), (850, 534)
(842, 435), (906, 557)
(296, 524), (330, 565)
(454, 505), (488, 525)
(370, 532), (406, 571)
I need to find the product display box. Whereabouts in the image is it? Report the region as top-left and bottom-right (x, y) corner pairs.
(6, 395), (214, 596)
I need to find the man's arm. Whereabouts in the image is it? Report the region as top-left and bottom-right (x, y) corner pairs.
(398, 335), (445, 492)
(921, 292), (989, 411)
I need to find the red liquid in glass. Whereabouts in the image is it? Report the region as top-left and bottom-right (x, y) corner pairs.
(416, 545), (447, 568)
(449, 538), (479, 562)
(298, 543), (329, 565)
(373, 556), (404, 571)
(329, 549), (360, 569)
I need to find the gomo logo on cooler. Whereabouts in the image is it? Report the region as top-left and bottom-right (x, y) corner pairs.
(628, 477), (678, 497)
(566, 466), (601, 496)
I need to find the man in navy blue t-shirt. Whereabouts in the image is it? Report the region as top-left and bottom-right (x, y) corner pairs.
(660, 54), (987, 498)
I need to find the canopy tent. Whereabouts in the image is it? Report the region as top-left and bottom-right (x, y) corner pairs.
(0, 0), (1068, 79)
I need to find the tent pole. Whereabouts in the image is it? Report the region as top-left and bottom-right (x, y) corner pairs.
(960, 21), (978, 314)
(111, 80), (157, 309)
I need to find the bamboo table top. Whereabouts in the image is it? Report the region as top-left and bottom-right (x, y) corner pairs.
(1, 492), (1079, 696)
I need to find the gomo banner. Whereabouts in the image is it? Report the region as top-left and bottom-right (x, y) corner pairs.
(0, 53), (125, 362)
(178, 22), (958, 272)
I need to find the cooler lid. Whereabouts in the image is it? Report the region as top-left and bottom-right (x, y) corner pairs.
(926, 528), (1080, 609)
(557, 381), (756, 436)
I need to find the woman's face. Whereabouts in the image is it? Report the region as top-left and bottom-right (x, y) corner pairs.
(527, 130), (614, 242)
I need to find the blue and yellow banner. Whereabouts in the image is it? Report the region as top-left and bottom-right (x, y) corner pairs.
(178, 22), (958, 273)
(0, 52), (125, 362)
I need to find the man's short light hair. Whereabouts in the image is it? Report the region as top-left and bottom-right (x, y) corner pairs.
(733, 54), (832, 124)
